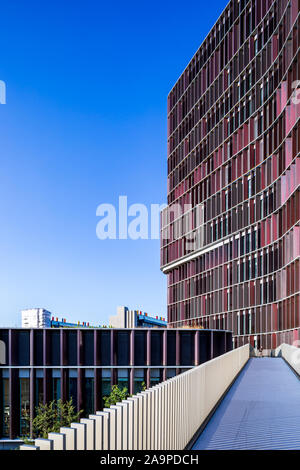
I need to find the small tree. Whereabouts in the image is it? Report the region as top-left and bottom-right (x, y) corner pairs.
(103, 385), (130, 408)
(27, 398), (82, 439)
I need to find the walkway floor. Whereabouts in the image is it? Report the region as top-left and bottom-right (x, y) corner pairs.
(192, 357), (300, 450)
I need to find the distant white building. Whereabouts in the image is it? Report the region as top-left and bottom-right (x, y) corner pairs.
(21, 308), (51, 328)
(109, 306), (167, 328)
(109, 306), (135, 328)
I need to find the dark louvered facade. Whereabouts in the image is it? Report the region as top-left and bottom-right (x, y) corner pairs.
(0, 327), (231, 439)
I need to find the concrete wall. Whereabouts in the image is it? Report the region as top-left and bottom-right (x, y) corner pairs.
(109, 306), (127, 328)
(20, 344), (249, 451)
(276, 343), (300, 376)
(109, 307), (136, 328)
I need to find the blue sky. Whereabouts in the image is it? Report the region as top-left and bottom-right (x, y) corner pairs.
(0, 0), (228, 326)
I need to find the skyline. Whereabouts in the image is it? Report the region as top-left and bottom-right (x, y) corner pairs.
(0, 0), (228, 326)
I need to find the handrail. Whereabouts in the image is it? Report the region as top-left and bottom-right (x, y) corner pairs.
(20, 344), (250, 450)
(275, 343), (300, 377)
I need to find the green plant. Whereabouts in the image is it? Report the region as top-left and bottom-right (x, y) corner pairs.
(21, 437), (35, 445)
(25, 398), (82, 439)
(103, 385), (130, 408)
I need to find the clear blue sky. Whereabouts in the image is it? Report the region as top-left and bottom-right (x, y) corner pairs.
(0, 0), (228, 327)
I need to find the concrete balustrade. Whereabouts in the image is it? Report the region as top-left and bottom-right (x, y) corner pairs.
(70, 423), (86, 450)
(60, 427), (76, 450)
(126, 397), (138, 449)
(80, 418), (95, 450)
(19, 445), (39, 450)
(48, 433), (65, 450)
(20, 344), (250, 451)
(89, 415), (103, 450)
(96, 411), (109, 449)
(276, 343), (300, 376)
(34, 438), (53, 450)
(123, 400), (134, 450)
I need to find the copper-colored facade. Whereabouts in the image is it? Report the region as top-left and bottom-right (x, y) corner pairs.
(161, 0), (300, 348)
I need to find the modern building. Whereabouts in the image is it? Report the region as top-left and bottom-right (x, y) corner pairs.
(161, 0), (299, 349)
(21, 309), (51, 328)
(50, 317), (101, 328)
(21, 307), (166, 330)
(109, 306), (167, 328)
(0, 327), (232, 439)
(21, 309), (96, 329)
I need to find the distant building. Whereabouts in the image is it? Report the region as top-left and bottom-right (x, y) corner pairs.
(20, 307), (166, 330)
(109, 306), (167, 328)
(50, 317), (95, 328)
(21, 308), (51, 328)
(21, 309), (99, 329)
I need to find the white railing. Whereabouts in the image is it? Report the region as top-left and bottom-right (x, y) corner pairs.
(20, 344), (250, 451)
(276, 343), (300, 376)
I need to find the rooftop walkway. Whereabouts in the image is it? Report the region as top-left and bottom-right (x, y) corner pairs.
(192, 357), (300, 450)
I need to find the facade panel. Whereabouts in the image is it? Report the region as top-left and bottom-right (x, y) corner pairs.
(161, 0), (300, 348)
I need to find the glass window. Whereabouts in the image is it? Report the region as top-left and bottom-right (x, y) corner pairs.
(52, 370), (61, 401)
(167, 332), (176, 366)
(166, 369), (176, 379)
(99, 331), (111, 366)
(180, 332), (194, 366)
(84, 371), (94, 417)
(66, 331), (77, 366)
(117, 369), (128, 392)
(254, 36), (258, 54)
(68, 369), (77, 409)
(20, 376), (30, 436)
(50, 332), (60, 366)
(83, 332), (94, 366)
(117, 332), (130, 366)
(150, 369), (161, 388)
(35, 372), (44, 408)
(151, 332), (163, 366)
(134, 369), (145, 394)
(34, 331), (43, 366)
(16, 331), (30, 366)
(247, 175), (252, 198)
(225, 190), (229, 211)
(101, 369), (111, 403)
(134, 331), (146, 366)
(246, 232), (251, 253)
(2, 376), (10, 437)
